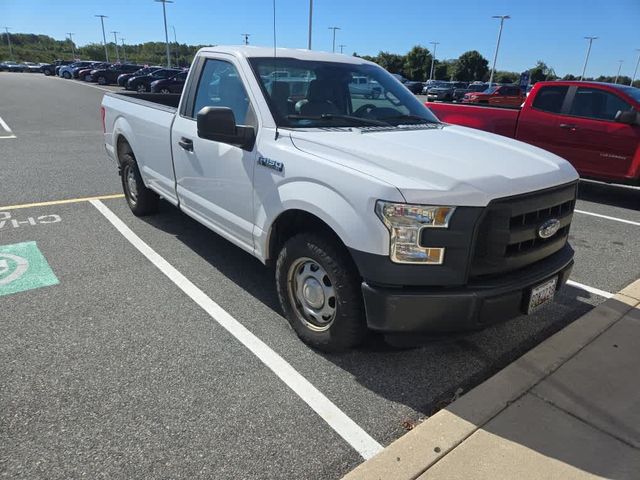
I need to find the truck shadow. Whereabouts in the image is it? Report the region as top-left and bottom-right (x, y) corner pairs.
(139, 202), (602, 420)
(577, 180), (639, 211)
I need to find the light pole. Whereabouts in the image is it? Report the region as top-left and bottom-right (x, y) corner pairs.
(429, 41), (440, 81)
(631, 50), (640, 87)
(328, 26), (340, 53)
(241, 33), (251, 45)
(4, 27), (13, 60)
(488, 15), (510, 87)
(95, 15), (109, 62)
(307, 0), (313, 49)
(121, 38), (127, 63)
(111, 31), (120, 62)
(66, 32), (76, 59)
(154, 0), (173, 68)
(171, 25), (178, 66)
(614, 60), (623, 84)
(580, 36), (598, 81)
(338, 44), (346, 54)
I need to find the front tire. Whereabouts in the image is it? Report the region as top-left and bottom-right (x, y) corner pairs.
(160, 88), (171, 94)
(97, 76), (107, 85)
(276, 233), (367, 351)
(62, 71), (71, 79)
(120, 150), (159, 216)
(136, 83), (147, 93)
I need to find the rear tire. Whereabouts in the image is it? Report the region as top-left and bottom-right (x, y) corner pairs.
(120, 149), (159, 216)
(136, 83), (147, 93)
(275, 233), (367, 352)
(160, 88), (171, 94)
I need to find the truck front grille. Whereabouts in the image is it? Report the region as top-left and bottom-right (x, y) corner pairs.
(470, 182), (577, 278)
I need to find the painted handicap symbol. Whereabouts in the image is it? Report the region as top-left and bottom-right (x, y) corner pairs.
(0, 253), (29, 286)
(0, 242), (58, 297)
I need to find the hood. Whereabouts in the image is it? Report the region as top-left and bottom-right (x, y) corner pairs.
(289, 124), (578, 206)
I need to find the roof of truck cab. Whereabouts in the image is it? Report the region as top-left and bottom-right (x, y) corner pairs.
(196, 45), (375, 65)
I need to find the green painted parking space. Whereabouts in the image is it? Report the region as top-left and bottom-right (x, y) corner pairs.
(0, 241), (59, 297)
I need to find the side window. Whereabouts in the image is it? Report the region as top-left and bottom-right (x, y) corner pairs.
(192, 59), (254, 126)
(569, 88), (632, 121)
(532, 86), (569, 113)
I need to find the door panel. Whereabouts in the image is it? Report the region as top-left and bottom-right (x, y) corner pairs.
(171, 56), (257, 252)
(552, 87), (639, 180)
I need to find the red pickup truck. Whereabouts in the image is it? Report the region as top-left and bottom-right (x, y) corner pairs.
(428, 81), (640, 185)
(461, 84), (525, 108)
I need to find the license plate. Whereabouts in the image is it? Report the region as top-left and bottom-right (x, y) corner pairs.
(526, 277), (557, 314)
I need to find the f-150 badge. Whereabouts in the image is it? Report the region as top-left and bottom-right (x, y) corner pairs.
(258, 156), (284, 172)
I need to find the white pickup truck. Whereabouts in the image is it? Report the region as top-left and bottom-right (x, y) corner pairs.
(101, 46), (579, 351)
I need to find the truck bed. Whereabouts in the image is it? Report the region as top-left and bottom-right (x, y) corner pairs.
(427, 102), (521, 138)
(107, 91), (181, 111)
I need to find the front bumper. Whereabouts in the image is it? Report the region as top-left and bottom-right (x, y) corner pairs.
(361, 245), (574, 333)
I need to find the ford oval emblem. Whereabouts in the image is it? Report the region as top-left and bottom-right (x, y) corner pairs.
(538, 218), (561, 239)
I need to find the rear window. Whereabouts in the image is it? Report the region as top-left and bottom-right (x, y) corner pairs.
(532, 86), (569, 113)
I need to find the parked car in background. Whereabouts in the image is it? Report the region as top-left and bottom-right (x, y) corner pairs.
(59, 61), (95, 79)
(453, 83), (488, 102)
(126, 68), (182, 92)
(90, 64), (142, 85)
(117, 66), (162, 87)
(349, 76), (382, 99)
(1, 61), (27, 72)
(426, 81), (468, 102)
(391, 73), (424, 94)
(79, 62), (110, 81)
(150, 70), (188, 93)
(22, 62), (43, 72)
(428, 81), (640, 185)
(41, 60), (73, 76)
(462, 84), (525, 108)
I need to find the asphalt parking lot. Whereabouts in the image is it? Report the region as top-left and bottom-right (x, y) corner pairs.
(1, 72), (639, 479)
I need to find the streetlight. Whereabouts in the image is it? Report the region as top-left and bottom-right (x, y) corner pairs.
(328, 26), (340, 53)
(171, 26), (178, 67)
(121, 38), (127, 63)
(631, 49), (640, 87)
(307, 0), (313, 50)
(488, 15), (510, 87)
(154, 0), (173, 68)
(338, 44), (346, 54)
(241, 33), (251, 45)
(3, 27), (14, 60)
(429, 41), (440, 81)
(95, 15), (109, 62)
(111, 31), (120, 62)
(614, 60), (623, 84)
(580, 36), (598, 81)
(66, 32), (76, 59)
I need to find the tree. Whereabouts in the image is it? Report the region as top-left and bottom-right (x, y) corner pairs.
(453, 50), (489, 82)
(375, 51), (405, 74)
(403, 45), (432, 81)
(562, 74), (577, 80)
(496, 71), (518, 83)
(529, 60), (557, 82)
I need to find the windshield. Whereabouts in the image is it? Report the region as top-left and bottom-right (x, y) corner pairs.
(249, 57), (440, 128)
(482, 86), (499, 94)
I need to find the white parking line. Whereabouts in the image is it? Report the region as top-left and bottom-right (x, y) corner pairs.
(575, 209), (640, 227)
(49, 75), (113, 92)
(566, 280), (613, 299)
(0, 115), (16, 138)
(90, 199), (384, 460)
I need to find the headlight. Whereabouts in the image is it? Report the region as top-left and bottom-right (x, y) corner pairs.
(375, 201), (455, 264)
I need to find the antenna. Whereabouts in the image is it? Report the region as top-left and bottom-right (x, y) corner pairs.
(272, 0), (279, 140)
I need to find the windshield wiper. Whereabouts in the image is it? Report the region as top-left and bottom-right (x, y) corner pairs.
(380, 114), (438, 124)
(287, 114), (390, 127)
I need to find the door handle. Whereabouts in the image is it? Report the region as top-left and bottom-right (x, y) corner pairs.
(559, 123), (577, 130)
(178, 137), (193, 151)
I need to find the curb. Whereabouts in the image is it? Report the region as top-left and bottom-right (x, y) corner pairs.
(342, 278), (640, 480)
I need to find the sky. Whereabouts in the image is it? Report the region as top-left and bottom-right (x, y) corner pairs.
(2, 0), (639, 77)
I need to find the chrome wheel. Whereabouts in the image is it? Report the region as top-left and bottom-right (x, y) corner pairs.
(125, 165), (138, 205)
(136, 84), (146, 93)
(160, 88), (171, 94)
(287, 257), (337, 332)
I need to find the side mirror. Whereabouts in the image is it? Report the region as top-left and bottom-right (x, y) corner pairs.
(196, 106), (255, 151)
(614, 109), (638, 126)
